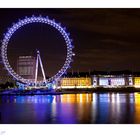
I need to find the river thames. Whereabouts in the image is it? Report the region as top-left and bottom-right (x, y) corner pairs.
(0, 92), (140, 124)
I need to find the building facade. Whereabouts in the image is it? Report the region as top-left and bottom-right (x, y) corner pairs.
(58, 74), (134, 89)
(92, 75), (133, 87)
(59, 77), (92, 88)
(134, 77), (140, 87)
(17, 56), (36, 80)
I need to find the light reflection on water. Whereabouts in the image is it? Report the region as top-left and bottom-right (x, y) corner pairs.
(0, 92), (140, 124)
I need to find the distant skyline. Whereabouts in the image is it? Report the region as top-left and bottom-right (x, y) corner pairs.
(1, 9), (140, 77)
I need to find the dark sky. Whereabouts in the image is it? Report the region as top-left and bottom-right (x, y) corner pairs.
(1, 8), (140, 77)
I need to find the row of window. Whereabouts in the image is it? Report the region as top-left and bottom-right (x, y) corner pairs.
(60, 77), (140, 86)
(134, 77), (140, 85)
(18, 67), (34, 75)
(18, 62), (35, 65)
(61, 78), (91, 86)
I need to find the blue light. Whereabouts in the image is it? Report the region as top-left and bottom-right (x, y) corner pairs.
(1, 15), (74, 86)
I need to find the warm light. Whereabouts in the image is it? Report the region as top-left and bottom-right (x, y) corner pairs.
(134, 85), (140, 88)
(60, 77), (91, 88)
(134, 92), (140, 123)
(60, 86), (92, 89)
(134, 77), (140, 88)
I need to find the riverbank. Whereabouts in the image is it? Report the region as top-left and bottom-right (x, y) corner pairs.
(60, 87), (140, 93)
(0, 87), (140, 96)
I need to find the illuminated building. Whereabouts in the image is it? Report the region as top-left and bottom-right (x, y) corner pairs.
(58, 74), (135, 89)
(92, 75), (133, 87)
(128, 77), (133, 86)
(99, 77), (110, 86)
(93, 76), (126, 87)
(92, 76), (98, 87)
(56, 72), (140, 89)
(60, 77), (92, 88)
(110, 77), (125, 86)
(134, 77), (140, 87)
(17, 56), (36, 80)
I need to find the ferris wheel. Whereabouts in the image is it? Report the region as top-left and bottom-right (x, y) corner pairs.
(0, 15), (75, 86)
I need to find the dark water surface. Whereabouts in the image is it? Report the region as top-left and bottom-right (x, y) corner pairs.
(0, 92), (140, 124)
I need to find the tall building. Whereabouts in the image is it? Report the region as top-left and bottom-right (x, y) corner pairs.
(17, 56), (36, 80)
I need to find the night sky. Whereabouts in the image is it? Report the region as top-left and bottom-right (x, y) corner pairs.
(1, 9), (140, 77)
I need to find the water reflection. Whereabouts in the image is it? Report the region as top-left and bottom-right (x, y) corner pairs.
(134, 93), (140, 123)
(0, 92), (140, 124)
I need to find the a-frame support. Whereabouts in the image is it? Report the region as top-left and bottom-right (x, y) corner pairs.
(35, 50), (46, 86)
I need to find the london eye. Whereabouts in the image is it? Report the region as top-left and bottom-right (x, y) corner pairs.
(1, 15), (75, 87)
